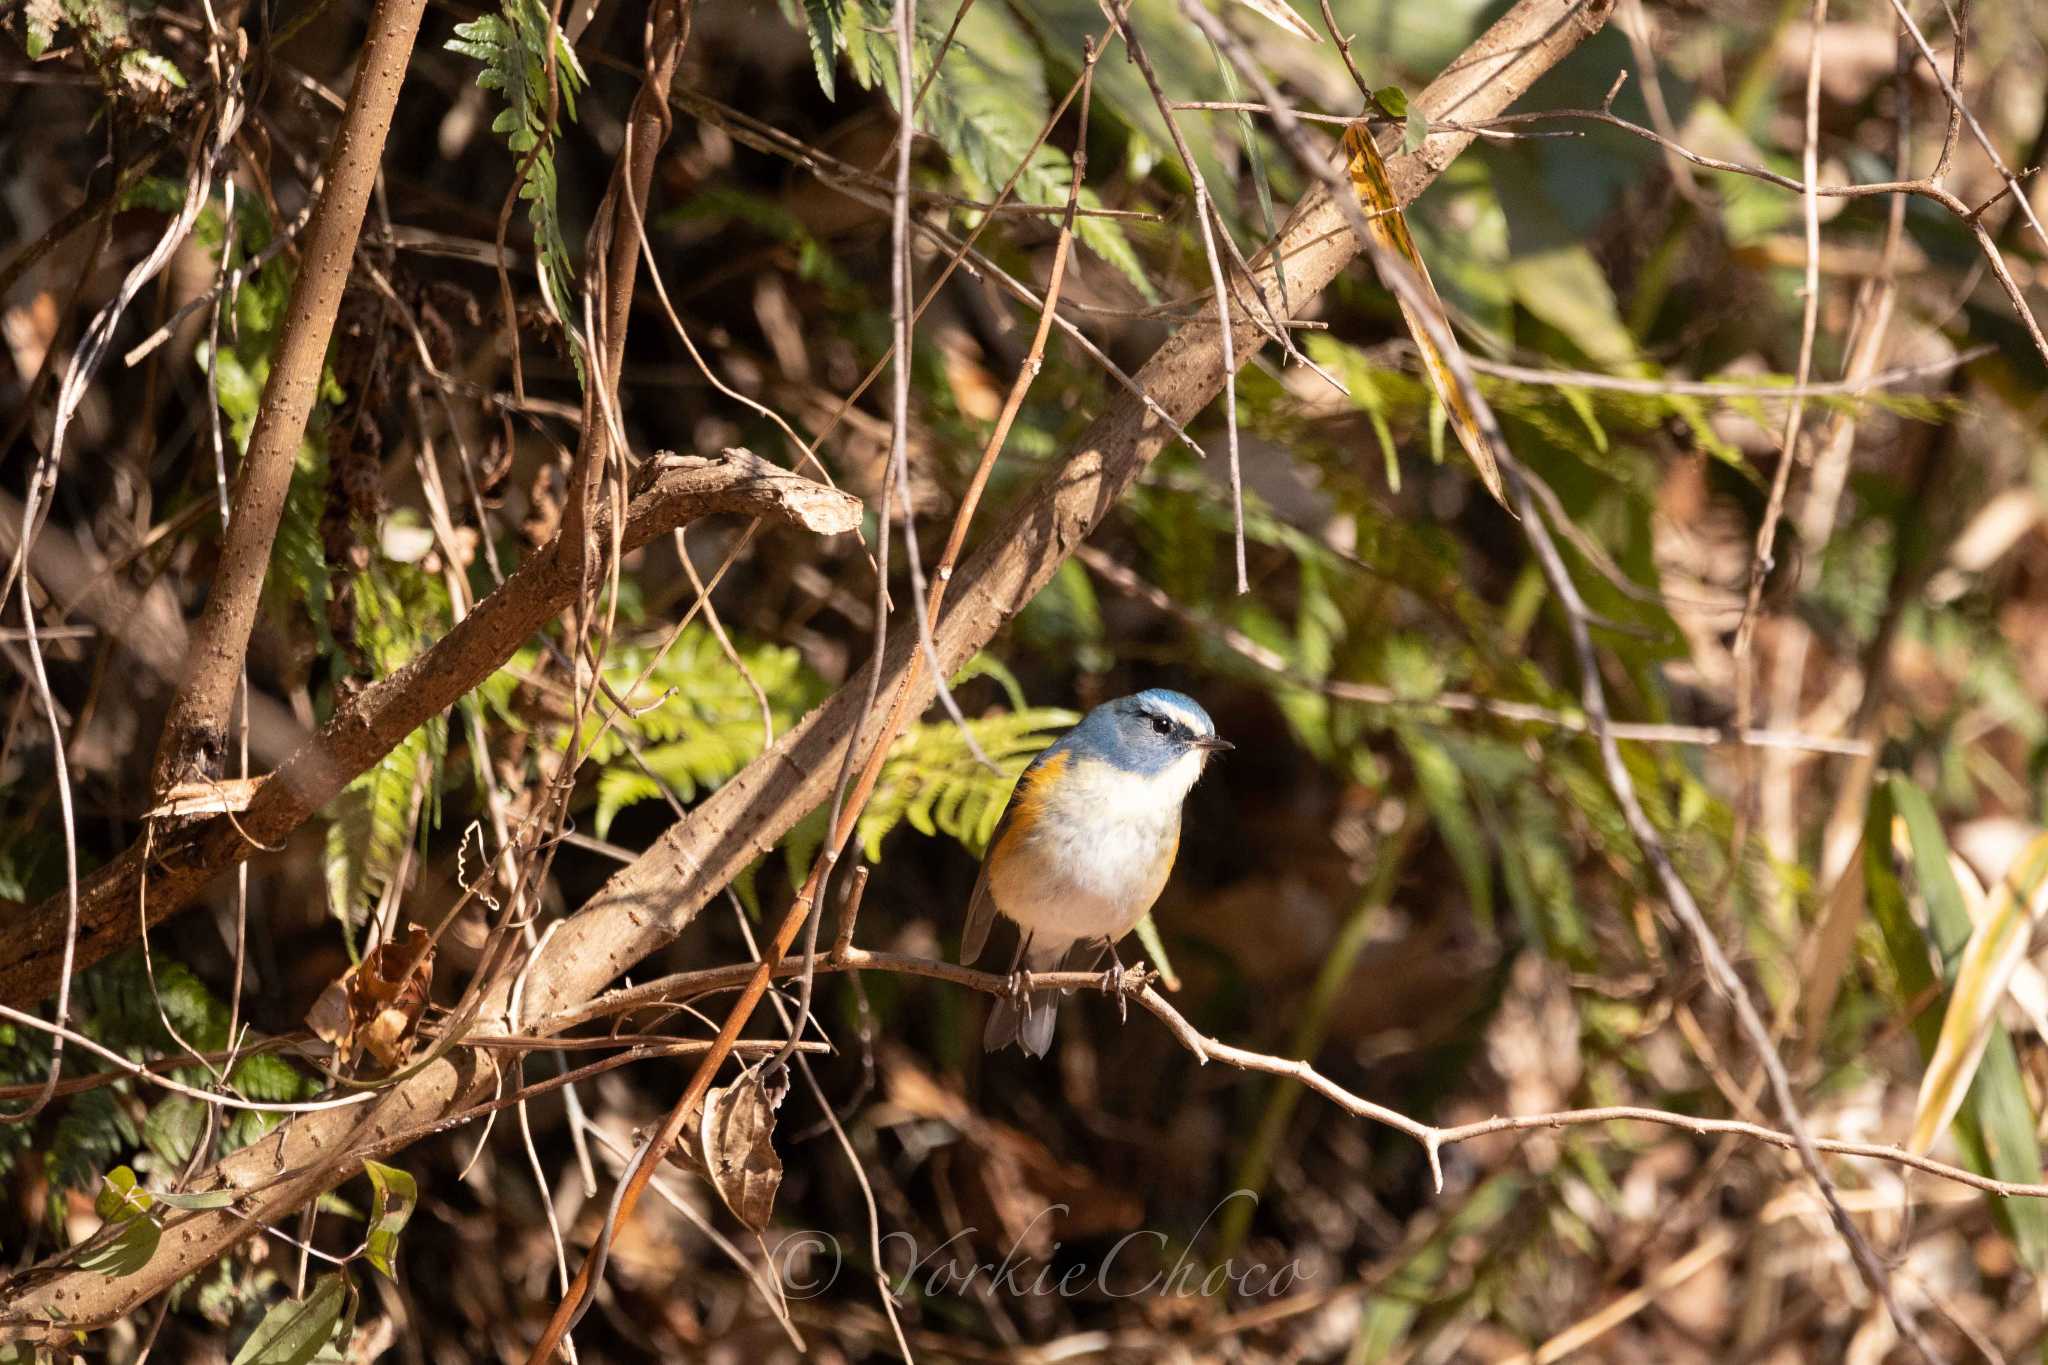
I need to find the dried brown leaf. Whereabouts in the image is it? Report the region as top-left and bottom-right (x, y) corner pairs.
(698, 1069), (782, 1233)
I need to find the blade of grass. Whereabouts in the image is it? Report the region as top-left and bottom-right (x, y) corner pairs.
(1868, 780), (2048, 1270)
(1910, 831), (2048, 1155)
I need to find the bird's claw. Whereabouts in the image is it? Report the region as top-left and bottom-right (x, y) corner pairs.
(1104, 957), (1149, 1023)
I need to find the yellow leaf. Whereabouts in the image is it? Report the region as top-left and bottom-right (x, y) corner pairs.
(1341, 123), (1508, 509)
(1909, 831), (2048, 1155)
(1221, 0), (1322, 43)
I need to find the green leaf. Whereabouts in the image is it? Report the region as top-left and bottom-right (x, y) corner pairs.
(1912, 833), (2048, 1155)
(846, 0), (1155, 300)
(446, 0), (588, 344)
(119, 49), (187, 92)
(24, 0), (59, 57)
(801, 0), (846, 98)
(950, 652), (1030, 713)
(82, 1167), (159, 1278)
(1371, 85), (1408, 118)
(1355, 1173), (1522, 1358)
(151, 1187), (241, 1210)
(1131, 914), (1180, 991)
(232, 1272), (351, 1365)
(143, 1095), (206, 1168)
(1403, 108), (1427, 156)
(1398, 728), (1493, 931)
(38, 1118), (98, 1194)
(78, 1213), (159, 1278)
(577, 625), (827, 835)
(94, 1165), (153, 1222)
(323, 564), (452, 948)
(1868, 780), (2048, 1270)
(362, 1160), (418, 1278)
(858, 708), (1078, 860)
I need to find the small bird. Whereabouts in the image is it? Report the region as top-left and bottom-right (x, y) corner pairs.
(962, 689), (1231, 1056)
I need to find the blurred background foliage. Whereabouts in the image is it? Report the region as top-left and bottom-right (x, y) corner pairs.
(5, 0), (2048, 1357)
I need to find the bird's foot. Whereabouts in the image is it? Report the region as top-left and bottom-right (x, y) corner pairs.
(1004, 968), (1032, 1013)
(1104, 956), (1149, 1023)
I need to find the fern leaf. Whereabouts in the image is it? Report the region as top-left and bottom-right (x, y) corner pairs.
(571, 626), (826, 833)
(800, 0), (846, 98)
(858, 708), (1077, 860)
(322, 566), (451, 948)
(447, 0), (587, 339)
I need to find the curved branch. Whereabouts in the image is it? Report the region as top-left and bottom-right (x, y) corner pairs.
(0, 0), (1611, 1331)
(0, 451), (861, 1007)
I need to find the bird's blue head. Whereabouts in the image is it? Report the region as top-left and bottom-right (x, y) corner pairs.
(1060, 688), (1231, 777)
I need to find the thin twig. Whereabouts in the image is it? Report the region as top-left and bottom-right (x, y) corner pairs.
(1103, 2), (1249, 590)
(1883, 0), (2039, 248)
(553, 948), (2048, 1204)
(1725, 0), (1831, 943)
(1507, 448), (1942, 1361)
(1077, 546), (1871, 756)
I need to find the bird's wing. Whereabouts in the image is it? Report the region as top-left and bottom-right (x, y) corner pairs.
(961, 744), (1068, 965)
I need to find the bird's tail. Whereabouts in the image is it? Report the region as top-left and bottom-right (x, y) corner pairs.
(984, 938), (1067, 1057)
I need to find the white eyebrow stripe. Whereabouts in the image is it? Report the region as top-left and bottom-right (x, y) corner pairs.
(1149, 697), (1208, 735)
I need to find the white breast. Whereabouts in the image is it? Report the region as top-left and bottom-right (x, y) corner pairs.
(988, 754), (1200, 948)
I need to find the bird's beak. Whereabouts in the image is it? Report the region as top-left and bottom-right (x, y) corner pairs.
(1193, 736), (1234, 753)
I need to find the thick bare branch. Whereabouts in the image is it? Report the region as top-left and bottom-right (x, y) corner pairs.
(150, 0), (431, 791)
(0, 452), (860, 1007)
(0, 0), (1609, 1329)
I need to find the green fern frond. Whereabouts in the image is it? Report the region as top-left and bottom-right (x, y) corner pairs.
(46, 1088), (137, 1196)
(795, 0), (846, 100)
(447, 0), (588, 340)
(171, 187), (339, 639)
(575, 626), (825, 835)
(856, 707), (1077, 861)
(950, 651), (1029, 712)
(323, 565), (451, 952)
(4, 952), (314, 1199)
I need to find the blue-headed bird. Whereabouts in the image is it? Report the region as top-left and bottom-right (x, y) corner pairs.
(961, 689), (1231, 1055)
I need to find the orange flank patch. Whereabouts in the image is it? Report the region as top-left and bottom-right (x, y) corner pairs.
(997, 749), (1067, 850)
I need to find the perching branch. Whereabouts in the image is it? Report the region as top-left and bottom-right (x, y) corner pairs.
(0, 0), (1611, 1330)
(570, 950), (2048, 1202)
(11, 941), (2048, 1336)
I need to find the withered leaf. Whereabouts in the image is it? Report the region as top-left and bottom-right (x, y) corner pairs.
(306, 978), (352, 1052)
(1341, 122), (1510, 510)
(303, 926), (435, 1070)
(697, 1069), (782, 1233)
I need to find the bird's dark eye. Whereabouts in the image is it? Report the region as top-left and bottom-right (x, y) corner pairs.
(1150, 714), (1173, 736)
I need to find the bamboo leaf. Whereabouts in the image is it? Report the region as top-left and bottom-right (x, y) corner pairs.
(1221, 0), (1321, 43)
(1868, 780), (2048, 1270)
(1910, 831), (2048, 1154)
(1132, 913), (1181, 991)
